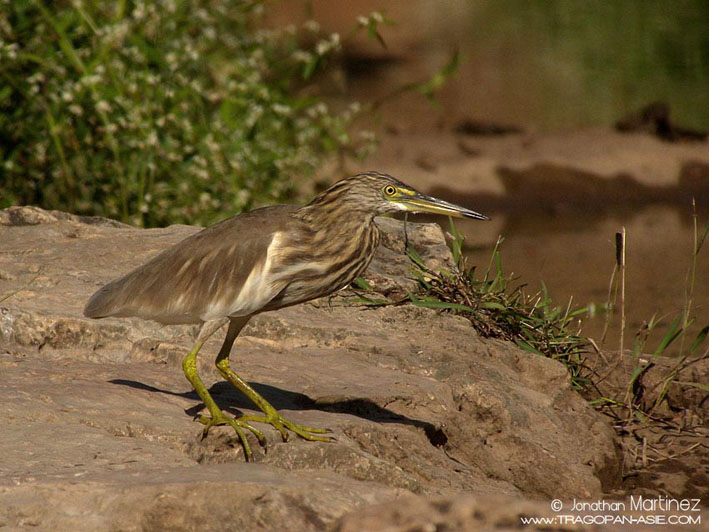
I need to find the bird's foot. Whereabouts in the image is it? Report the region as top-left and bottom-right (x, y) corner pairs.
(238, 411), (333, 443)
(197, 412), (266, 461)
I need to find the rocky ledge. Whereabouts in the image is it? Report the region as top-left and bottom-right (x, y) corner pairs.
(1, 206), (630, 530)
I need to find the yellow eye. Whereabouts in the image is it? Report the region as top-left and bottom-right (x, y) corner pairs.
(383, 185), (397, 197)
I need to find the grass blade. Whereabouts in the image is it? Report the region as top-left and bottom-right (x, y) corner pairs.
(689, 325), (709, 354)
(653, 315), (684, 356)
(353, 277), (373, 291)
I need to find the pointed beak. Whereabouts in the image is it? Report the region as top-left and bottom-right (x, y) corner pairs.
(399, 192), (489, 220)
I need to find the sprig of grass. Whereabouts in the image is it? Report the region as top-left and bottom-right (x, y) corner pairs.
(590, 204), (709, 472)
(0, 267), (44, 304)
(406, 218), (592, 390)
(344, 276), (391, 306)
(351, 213), (706, 476)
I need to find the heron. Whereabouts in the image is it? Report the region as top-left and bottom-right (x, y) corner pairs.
(84, 171), (488, 459)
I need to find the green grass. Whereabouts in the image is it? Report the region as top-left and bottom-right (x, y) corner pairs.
(406, 219), (592, 391)
(0, 0), (376, 227)
(593, 204), (709, 432)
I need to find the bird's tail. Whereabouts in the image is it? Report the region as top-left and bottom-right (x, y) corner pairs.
(83, 281), (123, 318)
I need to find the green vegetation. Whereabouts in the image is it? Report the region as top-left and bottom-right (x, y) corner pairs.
(592, 207), (709, 409)
(0, 1), (380, 227)
(407, 214), (708, 401)
(406, 219), (591, 391)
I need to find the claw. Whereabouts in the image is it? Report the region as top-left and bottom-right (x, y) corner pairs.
(196, 412), (268, 461)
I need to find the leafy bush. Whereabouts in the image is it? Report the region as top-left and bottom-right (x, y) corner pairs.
(0, 0), (370, 226)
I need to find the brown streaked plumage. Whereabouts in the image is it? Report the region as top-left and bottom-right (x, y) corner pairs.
(84, 171), (488, 459)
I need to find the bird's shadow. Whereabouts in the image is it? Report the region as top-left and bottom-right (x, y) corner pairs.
(109, 378), (446, 446)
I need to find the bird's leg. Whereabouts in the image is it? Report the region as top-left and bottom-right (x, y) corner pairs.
(181, 318), (265, 460)
(215, 317), (332, 444)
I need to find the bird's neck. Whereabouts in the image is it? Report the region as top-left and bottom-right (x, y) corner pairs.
(296, 201), (378, 230)
(291, 201), (381, 264)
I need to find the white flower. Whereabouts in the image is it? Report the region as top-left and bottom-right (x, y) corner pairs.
(272, 104), (292, 116)
(5, 43), (18, 60)
(316, 40), (329, 55)
(292, 50), (311, 63)
(166, 52), (178, 69)
(203, 27), (216, 41)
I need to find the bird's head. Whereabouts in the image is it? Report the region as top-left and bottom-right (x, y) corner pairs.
(307, 171), (489, 221)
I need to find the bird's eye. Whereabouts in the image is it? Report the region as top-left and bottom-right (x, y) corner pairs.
(383, 185), (397, 197)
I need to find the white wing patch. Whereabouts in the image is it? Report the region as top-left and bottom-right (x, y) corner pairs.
(200, 231), (286, 321)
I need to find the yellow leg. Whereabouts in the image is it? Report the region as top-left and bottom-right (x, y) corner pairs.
(181, 318), (265, 460)
(215, 317), (332, 443)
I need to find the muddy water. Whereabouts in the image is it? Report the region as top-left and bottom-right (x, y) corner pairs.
(422, 205), (708, 356)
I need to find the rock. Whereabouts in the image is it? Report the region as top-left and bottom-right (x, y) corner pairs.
(335, 493), (557, 532)
(0, 206), (621, 530)
(335, 492), (709, 532)
(0, 464), (404, 531)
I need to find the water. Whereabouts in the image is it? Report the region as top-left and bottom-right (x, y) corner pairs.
(453, 205), (708, 355)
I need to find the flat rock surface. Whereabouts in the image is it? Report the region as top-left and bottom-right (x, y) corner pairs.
(0, 208), (623, 530)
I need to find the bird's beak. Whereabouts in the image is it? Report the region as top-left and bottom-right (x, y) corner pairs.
(398, 192), (489, 220)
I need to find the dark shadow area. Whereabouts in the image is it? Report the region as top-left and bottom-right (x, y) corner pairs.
(108, 378), (446, 446)
(428, 160), (709, 222)
(109, 378), (192, 398)
(341, 52), (402, 80)
(615, 101), (708, 142)
(422, 160), (709, 241)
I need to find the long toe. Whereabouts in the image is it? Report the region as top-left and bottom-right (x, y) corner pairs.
(238, 413), (334, 443)
(196, 412), (268, 460)
(283, 419), (334, 443)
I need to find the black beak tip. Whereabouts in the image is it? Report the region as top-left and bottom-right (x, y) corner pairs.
(465, 212), (490, 221)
